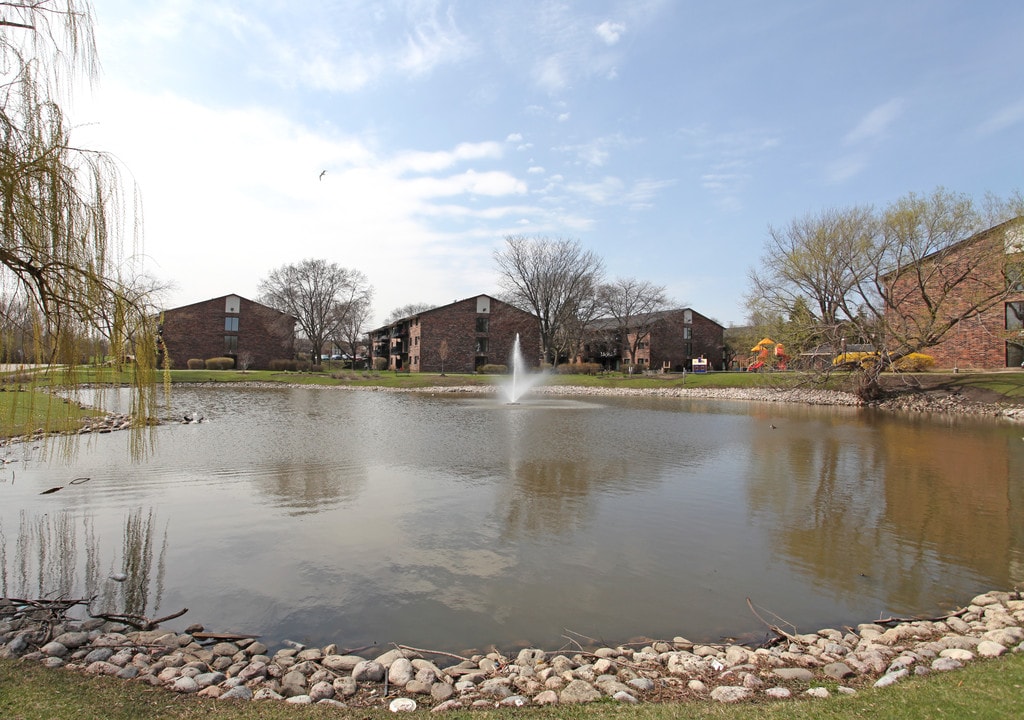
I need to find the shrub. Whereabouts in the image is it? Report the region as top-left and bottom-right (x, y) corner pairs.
(204, 356), (235, 370)
(186, 358), (204, 370)
(296, 360), (311, 372)
(477, 364), (507, 374)
(893, 353), (936, 372)
(372, 357), (388, 371)
(310, 364), (323, 373)
(269, 359), (298, 371)
(833, 352), (878, 368)
(553, 362), (601, 375)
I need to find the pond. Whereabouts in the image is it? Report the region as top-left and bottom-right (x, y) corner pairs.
(2, 386), (1023, 655)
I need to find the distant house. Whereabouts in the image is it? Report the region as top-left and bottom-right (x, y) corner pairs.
(367, 295), (541, 373)
(158, 294), (295, 370)
(582, 308), (725, 372)
(885, 216), (1024, 369)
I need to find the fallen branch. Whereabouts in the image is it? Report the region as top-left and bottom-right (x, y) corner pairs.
(393, 644), (472, 663)
(192, 632), (260, 641)
(746, 598), (799, 643)
(89, 607), (189, 631)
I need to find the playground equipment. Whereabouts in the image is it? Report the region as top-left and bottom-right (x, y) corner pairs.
(747, 337), (789, 371)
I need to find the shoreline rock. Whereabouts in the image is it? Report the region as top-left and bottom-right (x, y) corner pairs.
(2, 590), (1022, 710)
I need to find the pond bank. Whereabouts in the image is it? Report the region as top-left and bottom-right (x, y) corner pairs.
(2, 590), (1022, 710)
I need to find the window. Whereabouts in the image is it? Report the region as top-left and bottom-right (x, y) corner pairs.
(476, 317), (489, 333)
(683, 327), (692, 340)
(224, 335), (238, 353)
(475, 338), (488, 353)
(1007, 302), (1024, 331)
(225, 317), (239, 331)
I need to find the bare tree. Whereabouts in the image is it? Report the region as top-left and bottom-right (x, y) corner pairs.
(438, 338), (450, 375)
(329, 273), (373, 365)
(494, 235), (604, 364)
(383, 302), (433, 325)
(596, 277), (671, 365)
(258, 259), (371, 366)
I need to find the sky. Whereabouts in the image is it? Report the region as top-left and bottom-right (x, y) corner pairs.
(70, 0), (1024, 328)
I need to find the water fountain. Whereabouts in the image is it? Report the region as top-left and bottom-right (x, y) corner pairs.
(501, 333), (543, 404)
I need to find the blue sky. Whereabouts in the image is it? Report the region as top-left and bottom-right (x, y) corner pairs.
(75, 0), (1024, 327)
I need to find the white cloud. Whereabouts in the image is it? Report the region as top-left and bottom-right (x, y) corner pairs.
(506, 132), (523, 142)
(595, 21), (626, 45)
(843, 98), (905, 145)
(976, 100), (1024, 136)
(72, 85), (534, 324)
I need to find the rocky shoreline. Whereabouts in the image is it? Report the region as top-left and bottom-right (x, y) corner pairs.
(2, 590), (1022, 710)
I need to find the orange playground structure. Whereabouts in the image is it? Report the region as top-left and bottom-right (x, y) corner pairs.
(747, 337), (789, 371)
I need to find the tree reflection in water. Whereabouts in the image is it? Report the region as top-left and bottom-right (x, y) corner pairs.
(0, 507), (167, 618)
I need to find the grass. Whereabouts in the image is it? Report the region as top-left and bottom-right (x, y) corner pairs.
(2, 652), (1023, 719)
(0, 389), (100, 439)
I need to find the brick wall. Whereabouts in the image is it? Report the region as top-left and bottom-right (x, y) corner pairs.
(371, 295), (541, 373)
(886, 223), (1024, 369)
(159, 295), (295, 370)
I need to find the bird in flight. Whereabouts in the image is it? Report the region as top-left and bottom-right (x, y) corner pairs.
(319, 170), (327, 180)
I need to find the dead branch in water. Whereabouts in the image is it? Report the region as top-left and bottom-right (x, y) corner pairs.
(89, 607), (189, 631)
(746, 598), (799, 643)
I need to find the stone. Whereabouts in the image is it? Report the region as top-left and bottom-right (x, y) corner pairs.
(534, 689), (559, 705)
(559, 679), (602, 703)
(321, 654), (364, 672)
(388, 657), (415, 686)
(432, 699), (464, 712)
(431, 681), (455, 702)
(687, 679), (707, 693)
(353, 659), (385, 682)
(220, 685), (254, 701)
(765, 687), (791, 699)
(499, 695), (528, 707)
(194, 672), (226, 688)
(516, 648), (546, 666)
(938, 648), (974, 662)
(53, 631), (90, 649)
(333, 676), (358, 697)
(977, 641), (1007, 658)
(874, 669), (908, 688)
(172, 676), (200, 693)
(805, 687), (830, 698)
(932, 657), (963, 672)
(710, 686), (753, 703)
(823, 662), (854, 679)
(285, 695), (312, 705)
(773, 667), (814, 682)
(253, 688), (284, 701)
(628, 677), (655, 692)
(308, 681), (334, 701)
(40, 642), (69, 658)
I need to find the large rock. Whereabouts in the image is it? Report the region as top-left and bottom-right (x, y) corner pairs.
(321, 654), (364, 672)
(559, 679), (602, 703)
(352, 660), (385, 682)
(388, 657), (415, 686)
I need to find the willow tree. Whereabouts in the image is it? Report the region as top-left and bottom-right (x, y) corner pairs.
(1, 1), (158, 443)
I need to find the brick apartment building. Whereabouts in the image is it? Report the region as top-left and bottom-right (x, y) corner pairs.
(368, 295), (541, 372)
(158, 294), (296, 370)
(886, 216), (1024, 369)
(583, 308), (725, 371)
